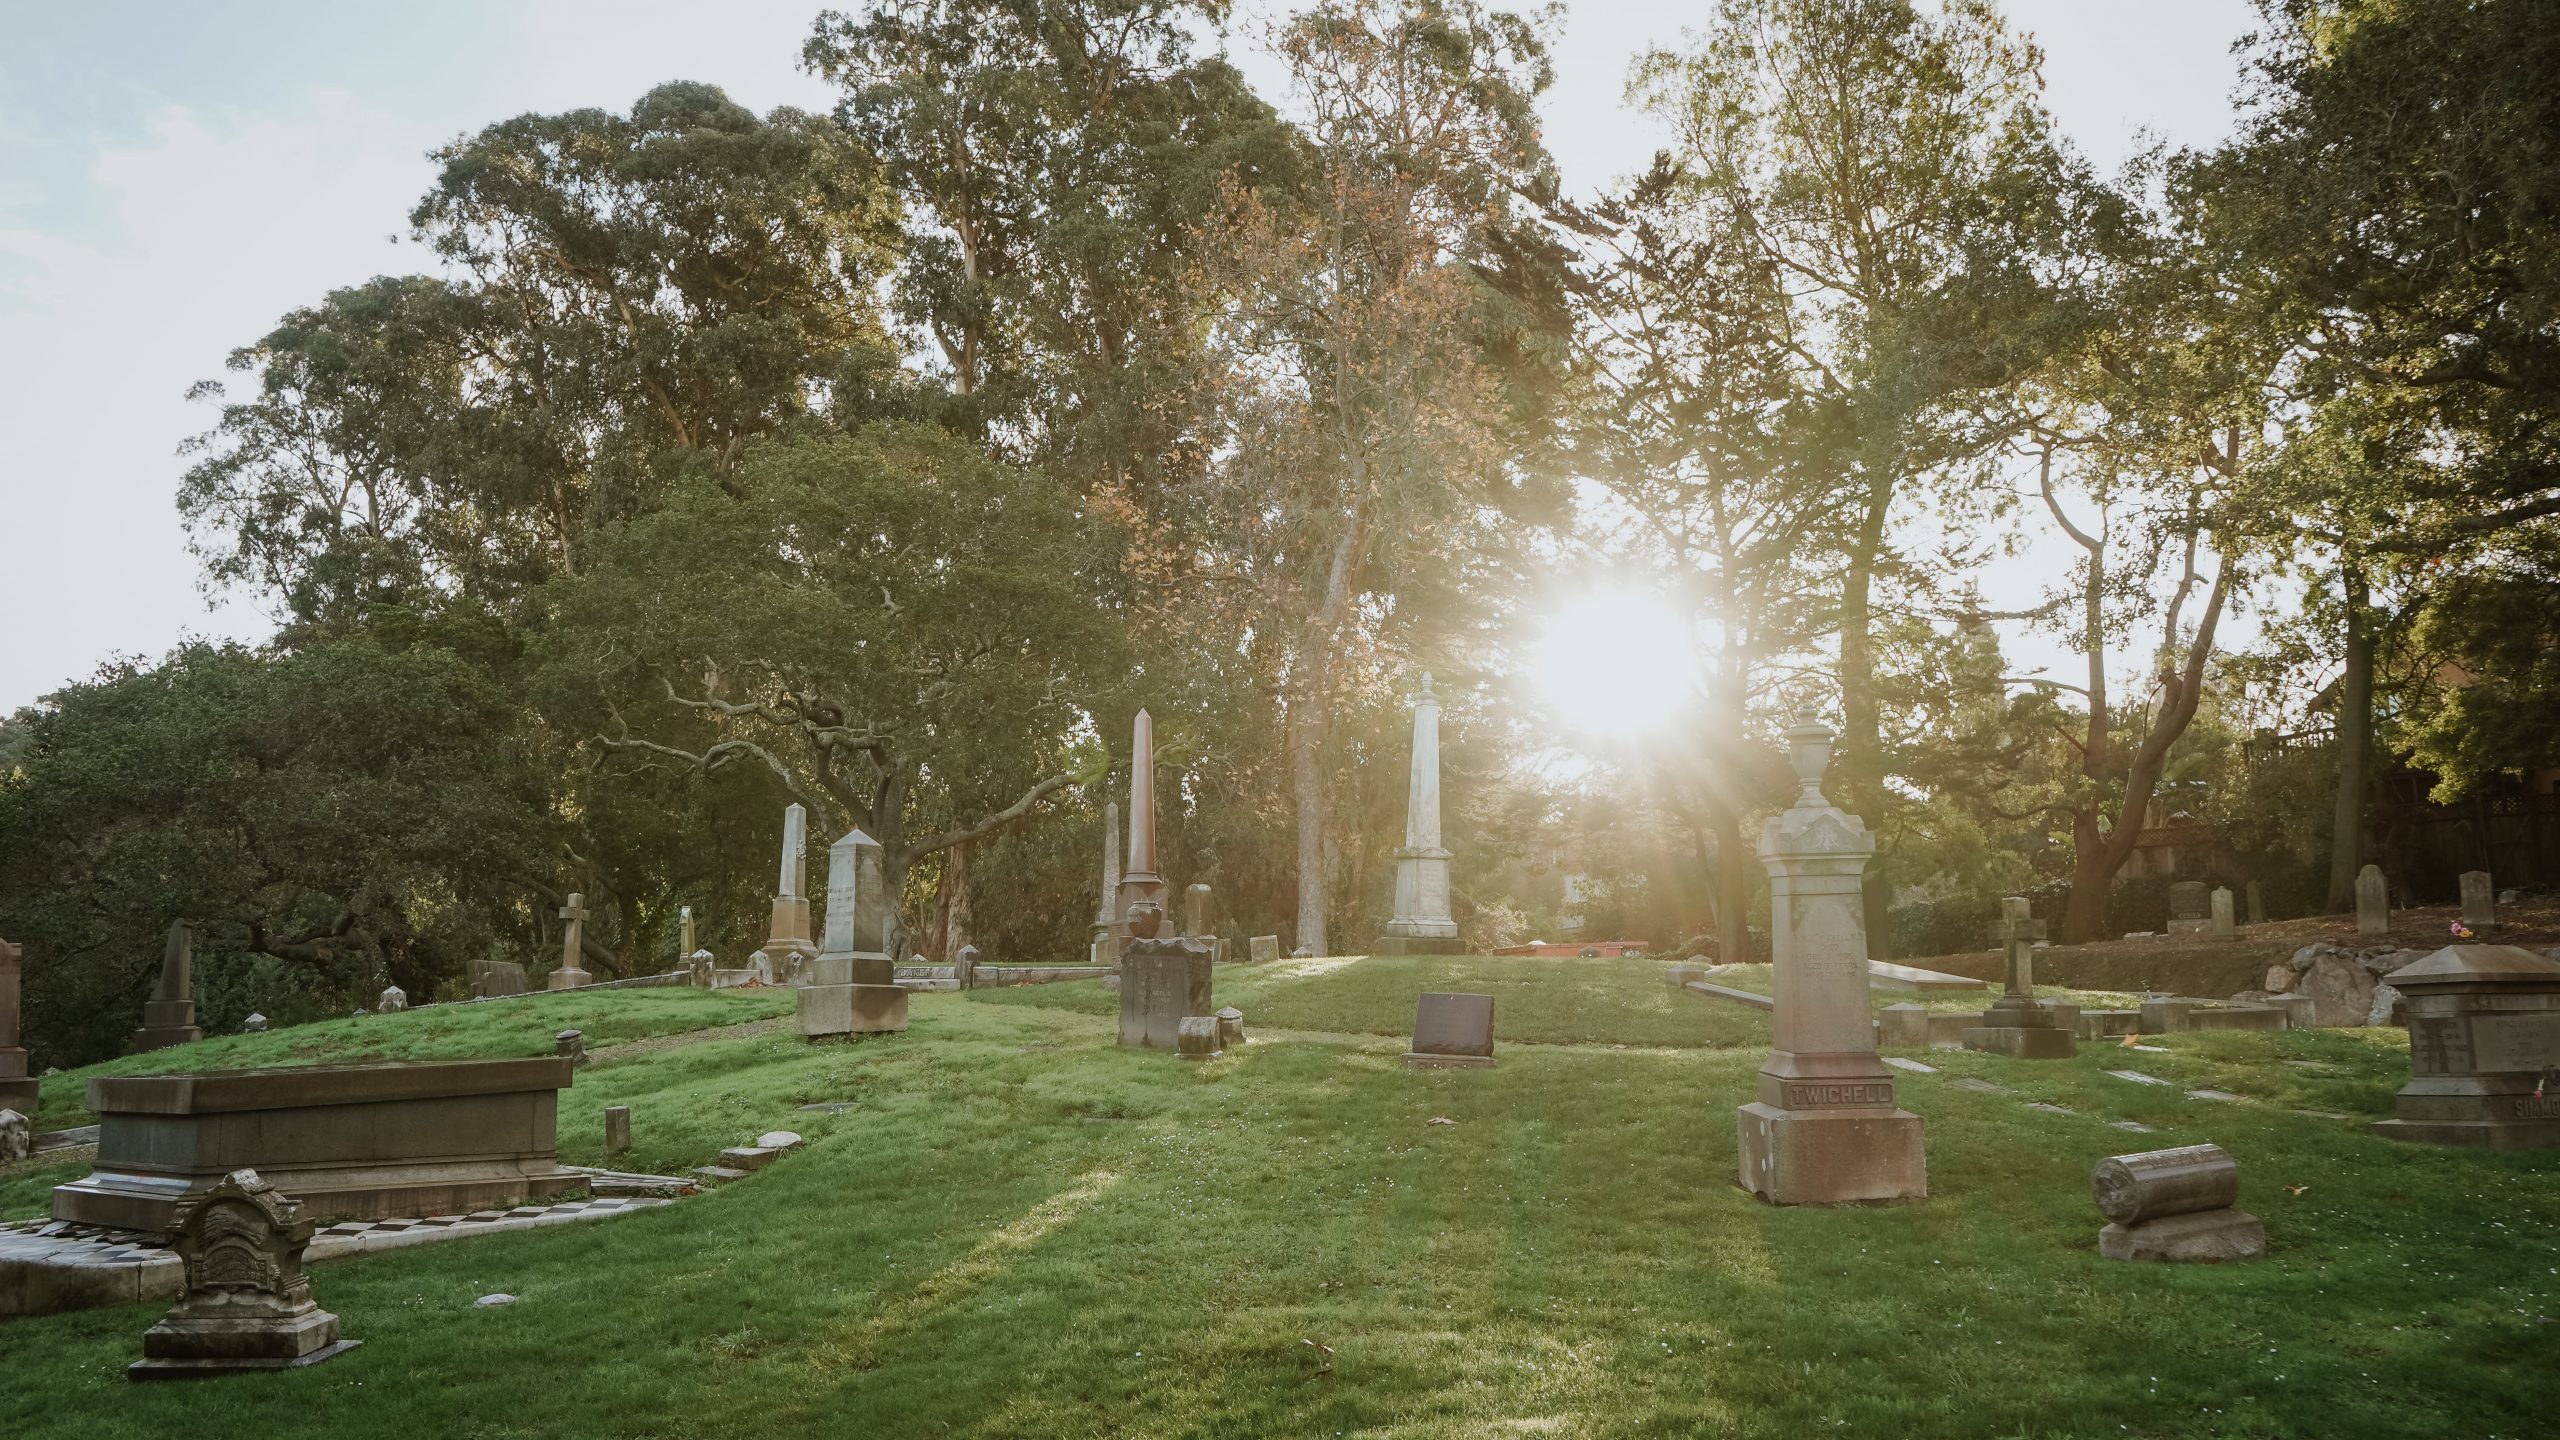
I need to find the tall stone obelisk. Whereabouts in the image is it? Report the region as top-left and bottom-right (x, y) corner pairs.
(1380, 672), (1462, 954)
(1113, 712), (1170, 954)
(1092, 800), (1122, 964)
(1736, 718), (1926, 1204)
(753, 802), (819, 983)
(131, 921), (203, 1053)
(800, 827), (908, 1038)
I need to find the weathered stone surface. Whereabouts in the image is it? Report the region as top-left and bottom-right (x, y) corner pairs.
(1249, 935), (1280, 965)
(801, 830), (904, 1038)
(131, 922), (203, 1052)
(2244, 880), (2266, 926)
(2355, 863), (2389, 937)
(2076, 1009), (2139, 1040)
(2209, 887), (2236, 938)
(553, 1030), (589, 1067)
(2092, 1144), (2240, 1223)
(470, 959), (528, 998)
(1737, 1103), (1928, 1205)
(128, 1169), (359, 1379)
(377, 985), (408, 1013)
(1381, 673), (1460, 946)
(1878, 1003), (1931, 1048)
(0, 937), (32, 1115)
(0, 1107), (27, 1162)
(2098, 1208), (2266, 1263)
(1214, 1006), (1245, 1047)
(1118, 939), (1212, 1051)
(1963, 1024), (2076, 1058)
(2270, 994), (2318, 1030)
(2262, 965), (2296, 994)
(2375, 945), (2560, 1150)
(2165, 881), (2212, 933)
(2367, 983), (2404, 1027)
(547, 894), (594, 991)
(55, 1058), (588, 1231)
(2302, 955), (2378, 1027)
(1112, 712), (1171, 959)
(604, 1105), (630, 1155)
(242, 1013), (268, 1034)
(2459, 870), (2496, 930)
(2138, 996), (2193, 1033)
(797, 981), (908, 1038)
(1176, 1015), (1222, 1060)
(1409, 992), (1495, 1060)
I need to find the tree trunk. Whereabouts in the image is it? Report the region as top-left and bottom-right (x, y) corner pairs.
(925, 842), (972, 961)
(1710, 805), (1749, 964)
(1838, 472), (1895, 949)
(2325, 564), (2375, 912)
(1289, 687), (1328, 956)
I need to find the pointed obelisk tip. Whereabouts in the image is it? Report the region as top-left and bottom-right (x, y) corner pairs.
(1127, 708), (1158, 875)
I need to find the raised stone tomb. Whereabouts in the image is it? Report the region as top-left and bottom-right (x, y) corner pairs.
(2374, 944), (2560, 1150)
(54, 1057), (588, 1231)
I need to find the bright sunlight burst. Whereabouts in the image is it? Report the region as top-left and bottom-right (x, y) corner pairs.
(1528, 588), (1697, 740)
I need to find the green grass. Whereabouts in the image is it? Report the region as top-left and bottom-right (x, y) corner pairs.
(5, 960), (2555, 1439)
(1710, 962), (2145, 1014)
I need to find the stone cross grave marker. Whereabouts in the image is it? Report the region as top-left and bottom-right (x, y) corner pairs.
(548, 894), (593, 990)
(2355, 864), (2390, 937)
(1403, 992), (1495, 1068)
(1964, 897), (2074, 1059)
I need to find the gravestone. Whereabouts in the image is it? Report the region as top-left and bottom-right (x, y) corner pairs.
(604, 1105), (631, 1155)
(2164, 882), (2212, 934)
(1118, 902), (1213, 1052)
(2355, 864), (2390, 937)
(131, 921), (204, 1052)
(1184, 884), (1214, 940)
(0, 936), (33, 1113)
(0, 1107), (27, 1162)
(378, 985), (408, 1013)
(1404, 992), (1495, 1068)
(1111, 713), (1173, 969)
(1248, 935), (1280, 965)
(242, 1013), (268, 1034)
(678, 905), (695, 967)
(2091, 1144), (2264, 1263)
(2244, 880), (2266, 926)
(2373, 945), (2560, 1150)
(1736, 718), (1926, 1205)
(2209, 887), (2236, 938)
(1177, 1015), (1223, 1060)
(1216, 1006), (1245, 1048)
(800, 828), (909, 1039)
(754, 803), (820, 982)
(547, 895), (593, 990)
(1379, 672), (1464, 953)
(128, 1170), (359, 1380)
(554, 1029), (589, 1066)
(2459, 871), (2497, 930)
(953, 944), (978, 991)
(1963, 897), (2074, 1059)
(1093, 800), (1122, 964)
(470, 958), (529, 998)
(688, 948), (716, 988)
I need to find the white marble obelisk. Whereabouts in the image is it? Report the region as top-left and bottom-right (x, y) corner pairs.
(754, 802), (818, 983)
(1381, 673), (1460, 952)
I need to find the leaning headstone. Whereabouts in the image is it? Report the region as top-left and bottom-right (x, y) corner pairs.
(953, 944), (978, 991)
(604, 1105), (631, 1156)
(1737, 718), (1926, 1204)
(1248, 935), (1280, 965)
(800, 828), (908, 1039)
(2373, 945), (2560, 1149)
(1963, 897), (2074, 1059)
(0, 937), (34, 1113)
(2244, 880), (2266, 926)
(241, 1013), (267, 1034)
(127, 1169), (360, 1379)
(132, 921), (204, 1052)
(2164, 882), (2212, 934)
(0, 1107), (28, 1162)
(378, 985), (408, 1013)
(1403, 992), (1495, 1068)
(2208, 887), (2236, 939)
(2458, 871), (2497, 931)
(2091, 1144), (2264, 1263)
(2355, 864), (2390, 938)
(547, 894), (594, 990)
(1118, 904), (1212, 1052)
(1176, 1015), (1223, 1060)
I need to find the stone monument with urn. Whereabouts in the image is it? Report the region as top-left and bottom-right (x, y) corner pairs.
(1734, 717), (1927, 1205)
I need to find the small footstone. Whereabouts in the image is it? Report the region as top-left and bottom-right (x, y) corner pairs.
(2110, 1121), (2154, 1133)
(2107, 1070), (2171, 1086)
(474, 1294), (518, 1308)
(691, 1166), (749, 1183)
(2024, 1102), (2075, 1115)
(1880, 1056), (1937, 1074)
(797, 1102), (857, 1113)
(2128, 1043), (2169, 1053)
(1948, 1077), (2013, 1094)
(754, 1131), (803, 1151)
(2186, 1089), (2249, 1103)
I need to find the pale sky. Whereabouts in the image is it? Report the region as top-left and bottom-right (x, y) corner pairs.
(0, 1), (2258, 715)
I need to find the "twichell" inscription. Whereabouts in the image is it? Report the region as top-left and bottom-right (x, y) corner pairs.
(1784, 1081), (1893, 1108)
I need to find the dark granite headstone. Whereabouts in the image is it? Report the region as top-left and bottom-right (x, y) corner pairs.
(1404, 992), (1495, 1068)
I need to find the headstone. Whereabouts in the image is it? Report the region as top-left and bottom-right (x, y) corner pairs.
(1378, 672), (1464, 954)
(1093, 800), (1123, 963)
(679, 905), (695, 964)
(800, 828), (909, 1038)
(1112, 712), (1171, 963)
(1963, 897), (2075, 1059)
(0, 937), (33, 1114)
(2209, 886), (2236, 938)
(1736, 718), (1927, 1205)
(2459, 871), (2496, 930)
(554, 1029), (589, 1066)
(0, 1107), (28, 1162)
(759, 804), (820, 979)
(2164, 882), (2212, 934)
(604, 1105), (631, 1155)
(2244, 880), (2266, 926)
(131, 921), (204, 1052)
(1118, 900), (1213, 1052)
(2355, 863), (2389, 937)
(1184, 883), (1214, 940)
(688, 948), (716, 987)
(953, 943), (978, 991)
(470, 958), (529, 998)
(1878, 1003), (1932, 1048)
(128, 1169), (359, 1380)
(1215, 1006), (1245, 1047)
(1404, 992), (1496, 1068)
(1176, 1014), (1223, 1060)
(2269, 993), (2318, 1030)
(378, 984), (407, 1013)
(1249, 935), (1280, 964)
(241, 1013), (268, 1034)
(547, 894), (594, 990)
(2373, 945), (2560, 1149)
(2091, 1144), (2264, 1263)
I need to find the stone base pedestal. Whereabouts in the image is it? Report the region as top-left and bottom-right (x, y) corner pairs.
(1375, 935), (1468, 956)
(1962, 1017), (2077, 1059)
(131, 1000), (200, 1053)
(797, 985), (909, 1037)
(128, 1301), (359, 1380)
(546, 967), (592, 991)
(1735, 1102), (1927, 1206)
(2372, 1114), (2560, 1150)
(1401, 1052), (1494, 1069)
(2098, 1208), (2264, 1263)
(2373, 1074), (2560, 1150)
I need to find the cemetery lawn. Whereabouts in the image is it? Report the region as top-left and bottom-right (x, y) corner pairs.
(6, 964), (2556, 1439)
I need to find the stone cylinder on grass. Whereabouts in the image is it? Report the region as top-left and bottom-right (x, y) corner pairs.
(2091, 1143), (2263, 1263)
